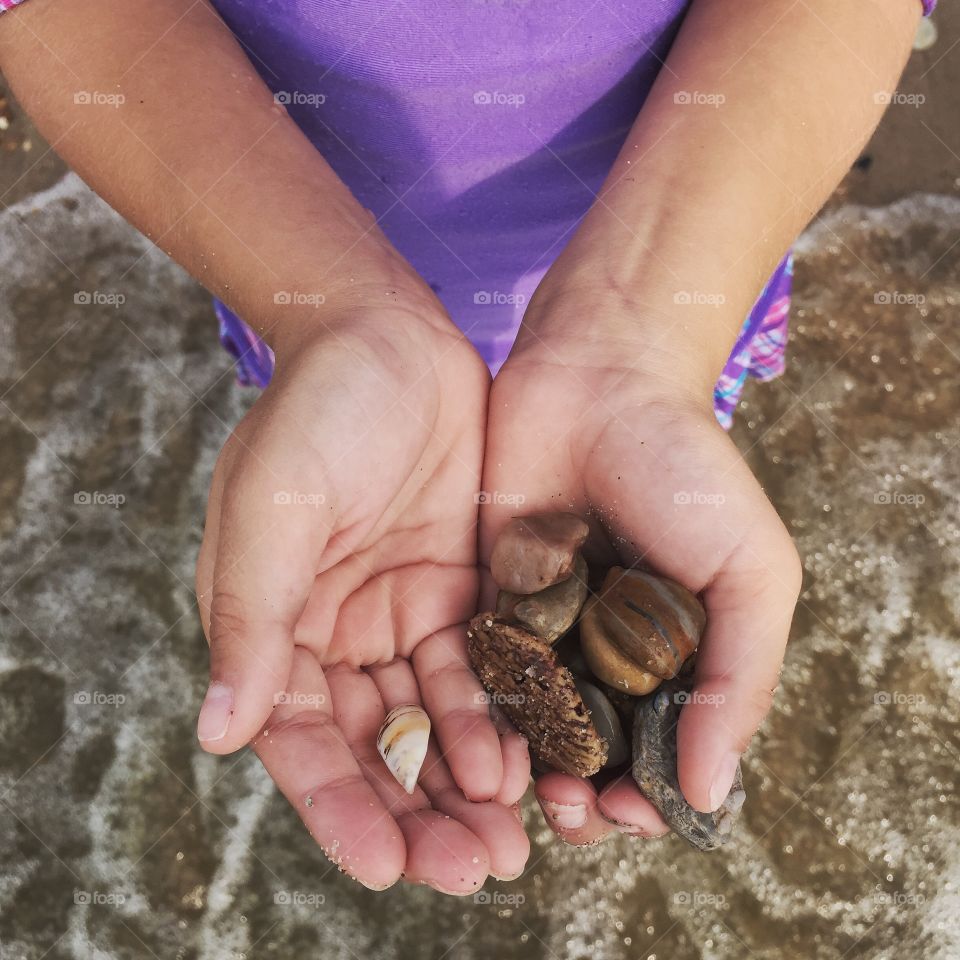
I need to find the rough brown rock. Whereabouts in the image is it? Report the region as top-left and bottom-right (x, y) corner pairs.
(467, 614), (607, 778)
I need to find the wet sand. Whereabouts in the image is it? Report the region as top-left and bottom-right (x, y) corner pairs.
(1, 10), (958, 959)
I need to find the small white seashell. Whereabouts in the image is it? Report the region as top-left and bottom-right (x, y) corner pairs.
(377, 704), (430, 794)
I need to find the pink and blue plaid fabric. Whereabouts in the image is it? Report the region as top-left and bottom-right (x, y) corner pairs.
(714, 254), (793, 429)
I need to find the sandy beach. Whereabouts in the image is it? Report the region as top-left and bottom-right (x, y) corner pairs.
(0, 6), (958, 958)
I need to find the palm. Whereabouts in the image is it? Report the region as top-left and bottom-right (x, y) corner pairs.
(481, 353), (799, 842)
(197, 317), (529, 890)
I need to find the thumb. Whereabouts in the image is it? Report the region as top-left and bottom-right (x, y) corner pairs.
(197, 448), (332, 754)
(676, 530), (801, 812)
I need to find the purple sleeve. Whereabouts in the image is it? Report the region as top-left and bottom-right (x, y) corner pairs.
(0, 0), (28, 10)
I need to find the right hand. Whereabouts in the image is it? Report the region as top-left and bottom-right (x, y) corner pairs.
(194, 293), (531, 893)
(481, 282), (801, 846)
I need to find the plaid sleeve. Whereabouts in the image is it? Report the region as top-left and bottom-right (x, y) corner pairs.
(0, 0), (28, 10)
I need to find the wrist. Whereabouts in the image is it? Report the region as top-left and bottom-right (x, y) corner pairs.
(513, 258), (749, 407)
(248, 248), (455, 365)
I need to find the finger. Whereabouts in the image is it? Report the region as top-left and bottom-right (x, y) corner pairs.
(412, 626), (504, 802)
(534, 771), (615, 846)
(366, 658), (493, 891)
(253, 648), (406, 890)
(495, 733), (531, 806)
(195, 454), (228, 639)
(596, 774), (670, 837)
(430, 788), (529, 881)
(324, 664), (431, 817)
(489, 706), (531, 806)
(677, 531), (801, 812)
(585, 412), (800, 813)
(406, 691), (529, 879)
(396, 809), (489, 895)
(200, 435), (333, 753)
(365, 657), (458, 794)
(369, 659), (528, 882)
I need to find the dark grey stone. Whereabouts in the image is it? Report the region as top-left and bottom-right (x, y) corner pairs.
(632, 687), (745, 851)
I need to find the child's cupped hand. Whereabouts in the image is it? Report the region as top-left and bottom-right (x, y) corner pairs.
(479, 285), (801, 845)
(194, 298), (530, 892)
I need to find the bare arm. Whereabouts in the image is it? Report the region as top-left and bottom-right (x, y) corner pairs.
(520, 0), (922, 391)
(0, 0), (441, 356)
(489, 0), (922, 837)
(0, 0), (531, 892)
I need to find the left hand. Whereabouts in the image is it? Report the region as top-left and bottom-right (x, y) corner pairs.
(479, 287), (802, 845)
(195, 297), (531, 891)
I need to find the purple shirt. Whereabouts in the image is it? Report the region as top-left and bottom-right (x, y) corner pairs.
(211, 0), (690, 366)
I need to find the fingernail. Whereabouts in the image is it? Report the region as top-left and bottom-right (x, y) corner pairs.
(197, 682), (234, 742)
(599, 812), (651, 837)
(540, 800), (587, 830)
(599, 813), (640, 833)
(708, 750), (740, 811)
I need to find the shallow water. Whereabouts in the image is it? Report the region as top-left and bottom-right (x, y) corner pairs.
(0, 175), (958, 959)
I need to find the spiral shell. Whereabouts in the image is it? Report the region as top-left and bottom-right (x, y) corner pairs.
(377, 704), (430, 794)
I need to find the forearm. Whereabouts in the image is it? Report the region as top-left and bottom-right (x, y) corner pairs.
(522, 0), (921, 392)
(0, 0), (438, 358)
